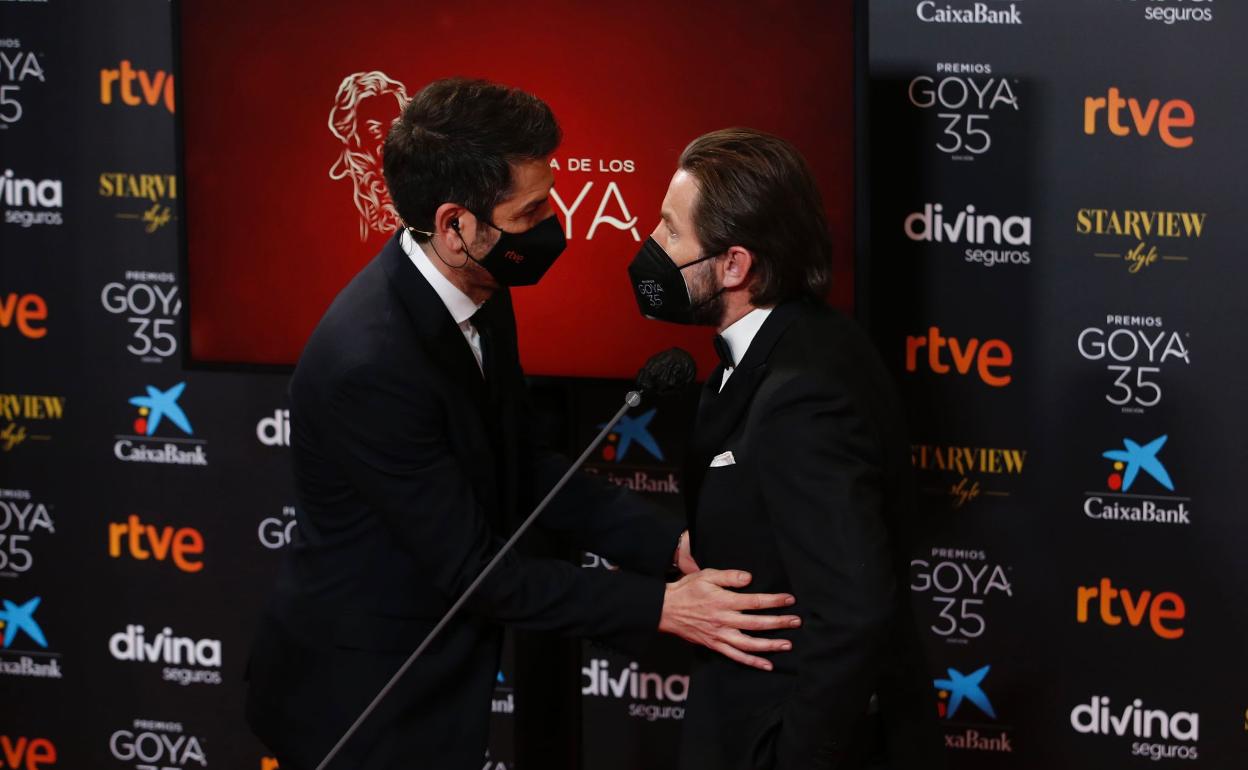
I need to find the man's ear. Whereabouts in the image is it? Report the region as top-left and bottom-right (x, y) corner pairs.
(720, 246), (756, 290)
(433, 202), (472, 251)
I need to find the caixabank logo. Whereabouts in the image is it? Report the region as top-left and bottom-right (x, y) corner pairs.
(1084, 87), (1195, 149)
(0, 595), (61, 679)
(911, 444), (1026, 509)
(1077, 207), (1204, 274)
(582, 657), (689, 722)
(98, 172), (177, 234)
(907, 62), (1020, 161)
(100, 272), (180, 363)
(0, 735), (56, 769)
(2, 169), (62, 228)
(584, 407), (681, 495)
(0, 392), (64, 454)
(108, 623), (222, 686)
(905, 327), (1013, 387)
(911, 548), (1013, 643)
(904, 202), (1031, 268)
(1076, 315), (1190, 413)
(113, 382), (208, 466)
(1084, 433), (1193, 526)
(915, 0), (1023, 25)
(0, 38), (46, 130)
(1072, 695), (1199, 761)
(933, 664), (1013, 752)
(0, 488), (55, 578)
(109, 719), (206, 769)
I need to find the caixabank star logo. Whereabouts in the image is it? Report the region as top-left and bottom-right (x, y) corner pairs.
(113, 383), (208, 467)
(0, 595), (61, 679)
(933, 663), (1013, 752)
(586, 407), (680, 495)
(1083, 434), (1192, 526)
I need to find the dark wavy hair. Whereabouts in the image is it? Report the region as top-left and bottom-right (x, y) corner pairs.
(383, 78), (561, 240)
(679, 128), (833, 305)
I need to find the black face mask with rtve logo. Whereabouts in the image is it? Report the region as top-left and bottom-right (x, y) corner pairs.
(455, 213), (567, 287)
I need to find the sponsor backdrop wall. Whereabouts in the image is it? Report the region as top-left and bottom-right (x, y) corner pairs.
(3, 3), (1247, 770)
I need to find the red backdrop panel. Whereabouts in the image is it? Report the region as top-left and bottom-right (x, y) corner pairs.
(179, 0), (854, 378)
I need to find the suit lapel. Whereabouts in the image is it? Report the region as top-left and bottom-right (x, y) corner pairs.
(380, 233), (490, 413)
(686, 301), (806, 524)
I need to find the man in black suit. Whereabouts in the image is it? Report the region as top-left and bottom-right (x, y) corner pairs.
(244, 80), (801, 770)
(627, 129), (941, 769)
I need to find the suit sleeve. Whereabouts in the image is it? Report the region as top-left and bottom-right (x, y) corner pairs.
(755, 374), (896, 770)
(325, 362), (665, 653)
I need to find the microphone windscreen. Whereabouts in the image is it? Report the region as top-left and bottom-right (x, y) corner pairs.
(636, 348), (697, 396)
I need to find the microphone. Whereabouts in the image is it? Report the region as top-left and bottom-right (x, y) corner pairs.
(315, 348), (696, 770)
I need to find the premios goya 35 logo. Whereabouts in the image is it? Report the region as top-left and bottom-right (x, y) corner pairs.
(109, 720), (206, 770)
(0, 39), (47, 130)
(0, 488), (55, 577)
(908, 63), (1020, 160)
(933, 664), (1012, 752)
(911, 548), (1013, 642)
(1076, 316), (1189, 413)
(113, 383), (208, 466)
(0, 595), (61, 679)
(100, 272), (181, 363)
(1084, 434), (1192, 526)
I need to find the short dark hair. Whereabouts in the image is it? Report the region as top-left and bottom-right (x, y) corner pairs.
(678, 128), (832, 306)
(383, 78), (561, 240)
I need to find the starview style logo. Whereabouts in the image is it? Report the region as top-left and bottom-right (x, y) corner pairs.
(586, 408), (680, 495)
(0, 596), (61, 679)
(1084, 434), (1192, 526)
(113, 383), (208, 466)
(911, 444), (1026, 509)
(1077, 208), (1204, 274)
(0, 392), (63, 453)
(934, 664), (1012, 752)
(98, 172), (177, 233)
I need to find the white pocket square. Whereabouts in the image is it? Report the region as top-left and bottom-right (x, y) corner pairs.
(709, 451), (736, 468)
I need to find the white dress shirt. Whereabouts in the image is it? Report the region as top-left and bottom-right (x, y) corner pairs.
(400, 229), (485, 375)
(718, 306), (774, 392)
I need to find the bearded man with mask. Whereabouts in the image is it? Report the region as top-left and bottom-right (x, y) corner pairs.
(628, 128), (941, 770)
(244, 80), (801, 770)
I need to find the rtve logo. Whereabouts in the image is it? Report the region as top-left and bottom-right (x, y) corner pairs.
(1076, 578), (1185, 640)
(905, 327), (1013, 387)
(108, 514), (204, 573)
(0, 293), (47, 339)
(99, 60), (174, 113)
(0, 736), (56, 770)
(1083, 88), (1194, 149)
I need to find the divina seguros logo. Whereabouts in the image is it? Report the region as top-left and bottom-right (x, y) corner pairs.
(109, 624), (222, 686)
(114, 383), (208, 466)
(1072, 695), (1199, 761)
(905, 203), (1031, 267)
(1, 169), (62, 227)
(582, 657), (688, 722)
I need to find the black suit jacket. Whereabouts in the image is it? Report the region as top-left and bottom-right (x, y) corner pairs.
(245, 233), (681, 770)
(677, 300), (941, 770)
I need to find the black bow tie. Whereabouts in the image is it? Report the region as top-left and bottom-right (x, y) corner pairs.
(712, 335), (735, 370)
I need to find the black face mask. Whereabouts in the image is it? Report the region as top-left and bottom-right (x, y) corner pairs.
(627, 236), (721, 325)
(452, 213), (567, 287)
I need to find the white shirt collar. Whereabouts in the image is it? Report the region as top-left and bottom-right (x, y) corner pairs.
(400, 229), (482, 325)
(719, 306), (774, 368)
